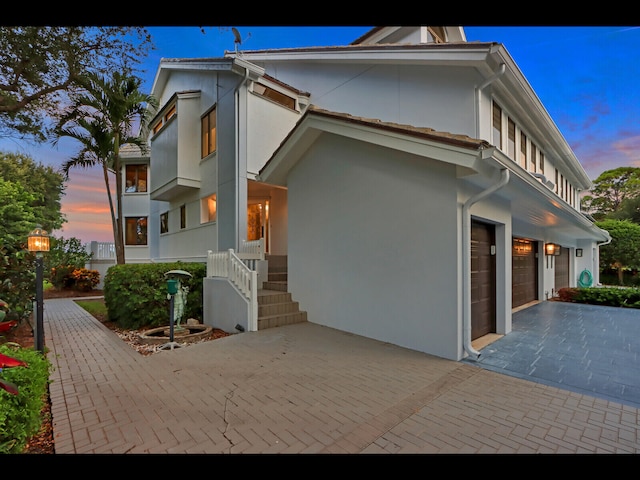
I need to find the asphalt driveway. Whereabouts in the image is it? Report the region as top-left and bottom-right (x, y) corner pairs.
(463, 300), (640, 408)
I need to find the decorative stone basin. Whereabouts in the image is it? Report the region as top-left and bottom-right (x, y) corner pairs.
(137, 324), (213, 345)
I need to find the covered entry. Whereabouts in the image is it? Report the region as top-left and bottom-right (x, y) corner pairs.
(512, 238), (538, 308)
(471, 220), (496, 339)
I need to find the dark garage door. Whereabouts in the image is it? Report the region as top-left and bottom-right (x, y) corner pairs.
(555, 247), (570, 291)
(471, 220), (496, 339)
(512, 238), (538, 308)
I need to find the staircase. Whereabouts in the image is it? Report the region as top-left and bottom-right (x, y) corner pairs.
(258, 255), (307, 329)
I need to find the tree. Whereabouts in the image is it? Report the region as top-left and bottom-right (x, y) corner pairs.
(0, 178), (37, 320)
(0, 27), (152, 141)
(582, 167), (640, 220)
(596, 219), (640, 285)
(54, 71), (157, 264)
(0, 152), (66, 233)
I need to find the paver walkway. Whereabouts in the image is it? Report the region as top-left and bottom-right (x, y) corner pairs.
(45, 298), (640, 453)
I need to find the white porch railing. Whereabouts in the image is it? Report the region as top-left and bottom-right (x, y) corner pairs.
(236, 238), (265, 260)
(207, 248), (258, 331)
(86, 241), (116, 260)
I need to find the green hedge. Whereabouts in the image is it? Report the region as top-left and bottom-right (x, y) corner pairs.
(103, 262), (206, 330)
(0, 345), (51, 454)
(556, 286), (640, 308)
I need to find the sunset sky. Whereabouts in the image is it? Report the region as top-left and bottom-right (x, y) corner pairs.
(1, 26), (639, 245)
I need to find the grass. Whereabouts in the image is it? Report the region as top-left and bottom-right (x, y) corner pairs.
(74, 299), (107, 320)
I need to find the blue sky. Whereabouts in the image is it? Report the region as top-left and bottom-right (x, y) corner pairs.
(3, 26), (639, 243)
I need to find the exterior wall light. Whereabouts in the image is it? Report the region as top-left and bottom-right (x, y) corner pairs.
(545, 243), (561, 256)
(28, 225), (50, 353)
(576, 248), (583, 257)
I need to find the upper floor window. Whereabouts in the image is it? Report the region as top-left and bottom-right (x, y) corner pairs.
(152, 102), (176, 134)
(492, 102), (502, 150)
(530, 143), (537, 173)
(125, 217), (147, 245)
(539, 152), (545, 174)
(125, 164), (147, 193)
(507, 118), (516, 160)
(201, 106), (216, 158)
(253, 83), (296, 110)
(520, 132), (527, 169)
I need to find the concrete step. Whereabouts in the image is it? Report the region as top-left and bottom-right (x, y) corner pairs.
(258, 311), (307, 330)
(259, 300), (301, 317)
(262, 280), (288, 291)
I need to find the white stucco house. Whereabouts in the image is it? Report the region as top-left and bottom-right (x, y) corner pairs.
(116, 26), (610, 361)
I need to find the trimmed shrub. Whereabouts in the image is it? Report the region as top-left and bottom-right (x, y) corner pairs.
(0, 345), (51, 454)
(103, 262), (205, 330)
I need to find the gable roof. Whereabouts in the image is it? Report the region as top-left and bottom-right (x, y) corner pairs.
(259, 105), (491, 187)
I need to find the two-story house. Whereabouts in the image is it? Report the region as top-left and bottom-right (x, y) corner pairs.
(122, 26), (610, 361)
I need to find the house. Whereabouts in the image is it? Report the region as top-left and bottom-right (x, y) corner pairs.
(119, 26), (610, 361)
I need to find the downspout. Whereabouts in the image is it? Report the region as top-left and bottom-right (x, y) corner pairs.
(463, 168), (510, 360)
(234, 68), (250, 250)
(595, 230), (612, 285)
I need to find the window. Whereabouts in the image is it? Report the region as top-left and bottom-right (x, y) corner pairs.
(539, 152), (545, 174)
(507, 118), (516, 160)
(492, 103), (502, 150)
(201, 106), (216, 158)
(125, 217), (147, 245)
(125, 164), (147, 193)
(555, 169), (559, 194)
(253, 83), (296, 110)
(180, 205), (186, 229)
(152, 102), (176, 135)
(200, 194), (217, 223)
(520, 132), (527, 169)
(160, 212), (168, 234)
(164, 104), (176, 122)
(530, 143), (537, 173)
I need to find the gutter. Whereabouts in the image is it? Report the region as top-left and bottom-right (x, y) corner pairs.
(476, 63), (506, 138)
(462, 167), (510, 360)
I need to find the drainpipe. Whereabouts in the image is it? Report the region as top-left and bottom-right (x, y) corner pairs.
(234, 68), (250, 251)
(476, 63), (506, 138)
(462, 168), (510, 360)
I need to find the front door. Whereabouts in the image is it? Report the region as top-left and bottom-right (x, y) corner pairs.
(247, 200), (269, 251)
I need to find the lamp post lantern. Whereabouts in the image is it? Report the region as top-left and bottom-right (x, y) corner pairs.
(28, 225), (49, 353)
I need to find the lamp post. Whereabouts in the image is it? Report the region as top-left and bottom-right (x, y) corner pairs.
(28, 225), (49, 353)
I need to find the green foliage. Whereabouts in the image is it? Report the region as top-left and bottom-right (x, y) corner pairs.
(0, 345), (51, 454)
(596, 219), (640, 285)
(0, 152), (66, 233)
(50, 266), (100, 291)
(582, 167), (640, 220)
(0, 153), (68, 321)
(71, 268), (100, 291)
(103, 262), (205, 330)
(0, 177), (37, 244)
(0, 26), (152, 140)
(46, 236), (93, 274)
(55, 70), (158, 265)
(557, 286), (640, 309)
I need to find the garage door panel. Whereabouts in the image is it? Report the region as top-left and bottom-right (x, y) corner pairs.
(512, 238), (537, 308)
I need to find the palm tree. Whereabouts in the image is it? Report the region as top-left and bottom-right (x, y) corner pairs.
(55, 71), (157, 264)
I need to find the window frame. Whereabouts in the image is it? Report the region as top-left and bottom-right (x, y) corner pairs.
(125, 216), (148, 245)
(201, 105), (217, 158)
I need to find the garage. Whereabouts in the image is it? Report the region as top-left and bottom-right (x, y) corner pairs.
(471, 220), (496, 339)
(512, 238), (538, 308)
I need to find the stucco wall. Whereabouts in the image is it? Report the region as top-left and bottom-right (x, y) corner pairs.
(287, 134), (460, 360)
